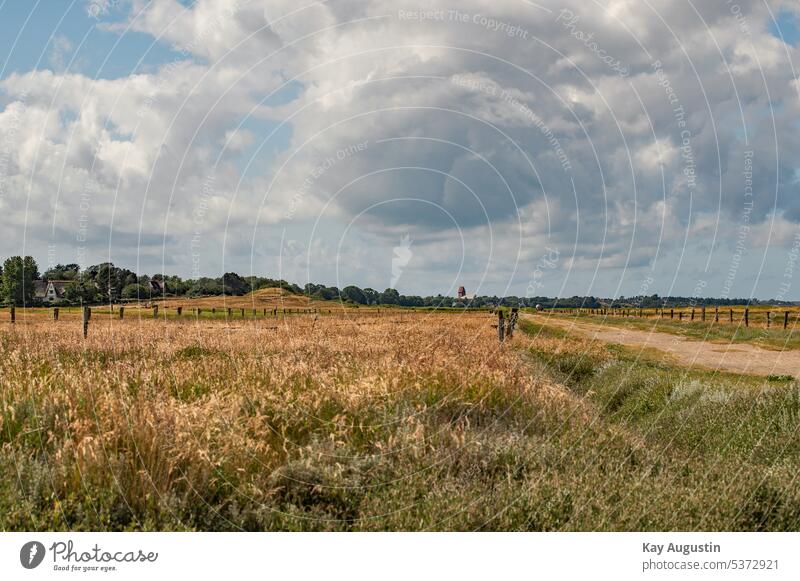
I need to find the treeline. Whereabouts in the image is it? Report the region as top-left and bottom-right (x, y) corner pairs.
(0, 255), (784, 308)
(0, 256), (301, 306)
(608, 294), (766, 308)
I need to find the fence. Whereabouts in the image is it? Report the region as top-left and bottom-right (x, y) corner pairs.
(494, 308), (519, 342)
(546, 306), (797, 329)
(0, 305), (329, 338)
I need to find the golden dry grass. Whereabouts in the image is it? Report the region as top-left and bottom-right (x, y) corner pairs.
(0, 313), (571, 530)
(2, 312), (799, 531)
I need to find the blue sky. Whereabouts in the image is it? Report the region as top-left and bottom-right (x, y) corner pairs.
(770, 8), (799, 46)
(0, 1), (180, 79)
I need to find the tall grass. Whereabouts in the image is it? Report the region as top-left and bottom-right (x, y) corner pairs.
(1, 314), (798, 530)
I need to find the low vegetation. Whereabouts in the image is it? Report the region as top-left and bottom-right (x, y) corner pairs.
(550, 309), (800, 350)
(1, 311), (798, 531)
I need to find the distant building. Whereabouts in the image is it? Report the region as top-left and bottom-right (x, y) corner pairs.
(457, 286), (466, 299)
(34, 280), (70, 303)
(150, 278), (165, 294)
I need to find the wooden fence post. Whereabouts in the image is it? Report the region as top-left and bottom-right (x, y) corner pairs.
(729, 309), (733, 323)
(691, 308), (695, 321)
(119, 306), (124, 320)
(241, 308), (245, 317)
(498, 310), (505, 342)
(744, 308), (749, 327)
(679, 312), (683, 321)
(784, 311), (789, 330)
(715, 306), (719, 322)
(767, 311), (771, 328)
(670, 309), (674, 319)
(82, 306), (90, 338)
(10, 306), (15, 324)
(177, 306), (182, 316)
(53, 307), (59, 321)
(507, 308), (519, 338)
(701, 306), (705, 322)
(153, 305), (158, 319)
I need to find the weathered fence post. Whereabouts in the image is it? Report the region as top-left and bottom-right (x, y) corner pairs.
(679, 312), (683, 321)
(785, 311), (789, 330)
(241, 308), (245, 317)
(10, 306), (15, 324)
(53, 307), (59, 321)
(744, 308), (749, 327)
(701, 306), (705, 322)
(82, 306), (90, 338)
(691, 308), (695, 321)
(177, 306), (182, 316)
(153, 305), (158, 319)
(715, 306), (719, 322)
(670, 309), (674, 319)
(497, 310), (505, 342)
(119, 306), (124, 320)
(507, 308), (519, 339)
(729, 309), (733, 323)
(767, 311), (771, 328)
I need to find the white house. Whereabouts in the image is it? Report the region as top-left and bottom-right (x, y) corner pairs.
(34, 280), (70, 303)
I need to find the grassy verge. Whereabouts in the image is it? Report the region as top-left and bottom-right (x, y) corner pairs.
(518, 317), (800, 530)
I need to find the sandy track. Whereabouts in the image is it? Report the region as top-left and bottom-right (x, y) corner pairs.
(529, 314), (800, 377)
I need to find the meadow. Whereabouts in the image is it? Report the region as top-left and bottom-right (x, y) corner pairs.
(1, 308), (799, 531)
(547, 306), (800, 350)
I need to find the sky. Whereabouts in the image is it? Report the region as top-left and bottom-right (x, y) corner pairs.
(0, 1), (799, 299)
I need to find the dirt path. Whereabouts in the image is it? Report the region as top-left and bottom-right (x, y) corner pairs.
(528, 314), (800, 377)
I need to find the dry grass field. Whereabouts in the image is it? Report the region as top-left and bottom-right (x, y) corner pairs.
(1, 310), (800, 531)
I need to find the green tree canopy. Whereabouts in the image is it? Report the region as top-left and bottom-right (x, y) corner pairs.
(2, 256), (39, 306)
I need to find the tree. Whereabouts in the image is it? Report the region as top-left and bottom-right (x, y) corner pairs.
(189, 277), (223, 297)
(83, 262), (137, 301)
(222, 272), (248, 295)
(63, 279), (98, 304)
(362, 288), (379, 305)
(44, 263), (80, 281)
(380, 288), (400, 305)
(341, 285), (367, 304)
(2, 256), (39, 306)
(121, 283), (150, 300)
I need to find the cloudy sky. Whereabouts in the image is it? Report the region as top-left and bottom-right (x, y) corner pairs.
(0, 0), (798, 298)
